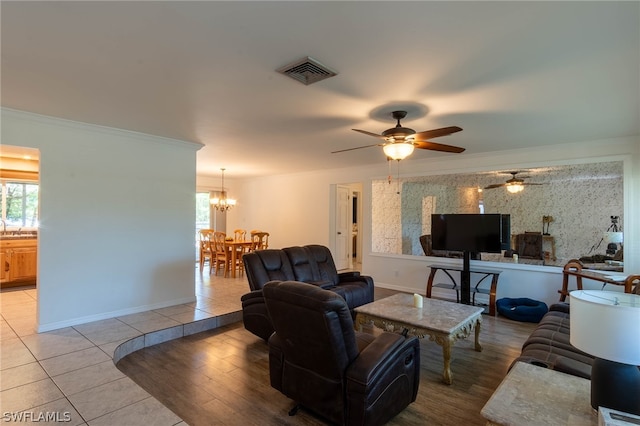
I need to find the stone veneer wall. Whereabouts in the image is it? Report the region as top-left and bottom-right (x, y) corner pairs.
(372, 179), (403, 254)
(372, 161), (623, 263)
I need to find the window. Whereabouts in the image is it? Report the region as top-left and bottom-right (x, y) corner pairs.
(195, 192), (212, 260)
(1, 181), (39, 228)
(195, 192), (212, 233)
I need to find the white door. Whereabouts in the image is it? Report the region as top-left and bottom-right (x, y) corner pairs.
(335, 185), (351, 270)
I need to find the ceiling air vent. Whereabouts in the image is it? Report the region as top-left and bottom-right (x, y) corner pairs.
(276, 56), (338, 85)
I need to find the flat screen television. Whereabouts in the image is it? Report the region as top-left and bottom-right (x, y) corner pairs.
(431, 214), (510, 254)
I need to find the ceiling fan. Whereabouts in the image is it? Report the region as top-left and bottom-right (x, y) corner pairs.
(484, 171), (542, 193)
(331, 110), (465, 160)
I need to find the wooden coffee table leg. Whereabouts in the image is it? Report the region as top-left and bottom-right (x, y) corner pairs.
(442, 338), (453, 385)
(474, 319), (482, 352)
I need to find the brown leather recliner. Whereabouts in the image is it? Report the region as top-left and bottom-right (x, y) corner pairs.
(263, 281), (420, 426)
(241, 245), (374, 340)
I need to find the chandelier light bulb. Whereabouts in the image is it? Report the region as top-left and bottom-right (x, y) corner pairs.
(210, 168), (236, 212)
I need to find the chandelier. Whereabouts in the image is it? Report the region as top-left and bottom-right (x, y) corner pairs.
(210, 168), (236, 212)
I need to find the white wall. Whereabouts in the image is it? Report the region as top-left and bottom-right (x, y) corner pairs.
(224, 136), (639, 308)
(2, 109), (202, 331)
(2, 107), (636, 330)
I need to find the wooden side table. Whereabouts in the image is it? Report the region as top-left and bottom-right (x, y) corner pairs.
(559, 259), (640, 302)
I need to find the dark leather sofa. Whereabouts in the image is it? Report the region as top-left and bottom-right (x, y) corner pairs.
(263, 280), (420, 425)
(241, 244), (374, 340)
(513, 281), (640, 380)
(510, 303), (594, 379)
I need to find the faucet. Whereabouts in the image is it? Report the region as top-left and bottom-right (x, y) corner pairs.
(0, 219), (6, 234)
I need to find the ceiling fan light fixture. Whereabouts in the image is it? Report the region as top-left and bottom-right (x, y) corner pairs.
(506, 183), (524, 193)
(383, 142), (414, 160)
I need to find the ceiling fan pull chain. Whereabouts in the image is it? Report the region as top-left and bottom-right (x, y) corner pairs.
(388, 157), (392, 184)
(396, 160), (401, 195)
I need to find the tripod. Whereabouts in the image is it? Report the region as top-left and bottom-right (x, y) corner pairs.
(588, 216), (620, 254)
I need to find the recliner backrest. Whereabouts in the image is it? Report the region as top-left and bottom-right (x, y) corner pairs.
(243, 250), (295, 291)
(283, 246), (321, 283)
(303, 245), (339, 285)
(263, 280), (359, 380)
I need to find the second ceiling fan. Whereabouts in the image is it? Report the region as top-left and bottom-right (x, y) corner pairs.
(332, 110), (465, 160)
(484, 171), (543, 193)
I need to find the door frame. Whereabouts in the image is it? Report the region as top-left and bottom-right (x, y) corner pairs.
(330, 182), (363, 270)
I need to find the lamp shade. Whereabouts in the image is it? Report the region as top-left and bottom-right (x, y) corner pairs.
(605, 231), (624, 244)
(570, 290), (640, 365)
(383, 142), (414, 160)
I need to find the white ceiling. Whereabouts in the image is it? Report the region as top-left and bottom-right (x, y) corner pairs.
(1, 1), (638, 179)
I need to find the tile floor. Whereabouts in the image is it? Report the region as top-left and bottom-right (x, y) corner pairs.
(0, 267), (247, 425)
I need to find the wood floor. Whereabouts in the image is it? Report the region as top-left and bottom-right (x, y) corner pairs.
(117, 288), (537, 426)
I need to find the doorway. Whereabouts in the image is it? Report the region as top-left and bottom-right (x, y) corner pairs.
(0, 144), (40, 335)
(352, 188), (362, 266)
(332, 182), (362, 271)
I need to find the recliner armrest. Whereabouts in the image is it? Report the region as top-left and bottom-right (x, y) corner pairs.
(346, 332), (418, 385)
(241, 289), (264, 303)
(346, 332), (420, 425)
(549, 303), (570, 314)
(337, 273), (374, 287)
(306, 280), (335, 289)
(241, 280), (283, 304)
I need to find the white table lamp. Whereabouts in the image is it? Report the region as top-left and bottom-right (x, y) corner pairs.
(570, 290), (640, 415)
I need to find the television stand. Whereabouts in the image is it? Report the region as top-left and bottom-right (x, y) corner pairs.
(461, 251), (473, 305)
(425, 259), (503, 316)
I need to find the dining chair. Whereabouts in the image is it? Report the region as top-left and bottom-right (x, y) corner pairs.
(235, 243), (247, 277)
(198, 229), (214, 272)
(212, 231), (231, 277)
(234, 228), (247, 241)
(251, 232), (269, 251)
(248, 230), (261, 252)
(231, 230), (248, 276)
(249, 230), (261, 243)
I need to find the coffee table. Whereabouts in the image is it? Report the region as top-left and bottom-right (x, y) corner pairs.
(354, 293), (483, 384)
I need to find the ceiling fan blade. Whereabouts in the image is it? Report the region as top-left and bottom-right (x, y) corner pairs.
(413, 126), (463, 140)
(352, 129), (387, 139)
(331, 143), (382, 154)
(484, 183), (506, 189)
(414, 141), (466, 153)
(485, 181), (543, 189)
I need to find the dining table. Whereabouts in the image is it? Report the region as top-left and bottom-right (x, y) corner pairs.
(225, 239), (253, 278)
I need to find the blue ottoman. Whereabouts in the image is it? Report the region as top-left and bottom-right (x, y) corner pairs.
(496, 298), (548, 323)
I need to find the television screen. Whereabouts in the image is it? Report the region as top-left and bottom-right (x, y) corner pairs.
(431, 214), (509, 253)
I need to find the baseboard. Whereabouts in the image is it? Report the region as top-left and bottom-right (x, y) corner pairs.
(37, 296), (198, 332)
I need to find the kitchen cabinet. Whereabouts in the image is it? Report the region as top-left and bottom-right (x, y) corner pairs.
(1, 238), (37, 287)
(0, 249), (8, 282)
